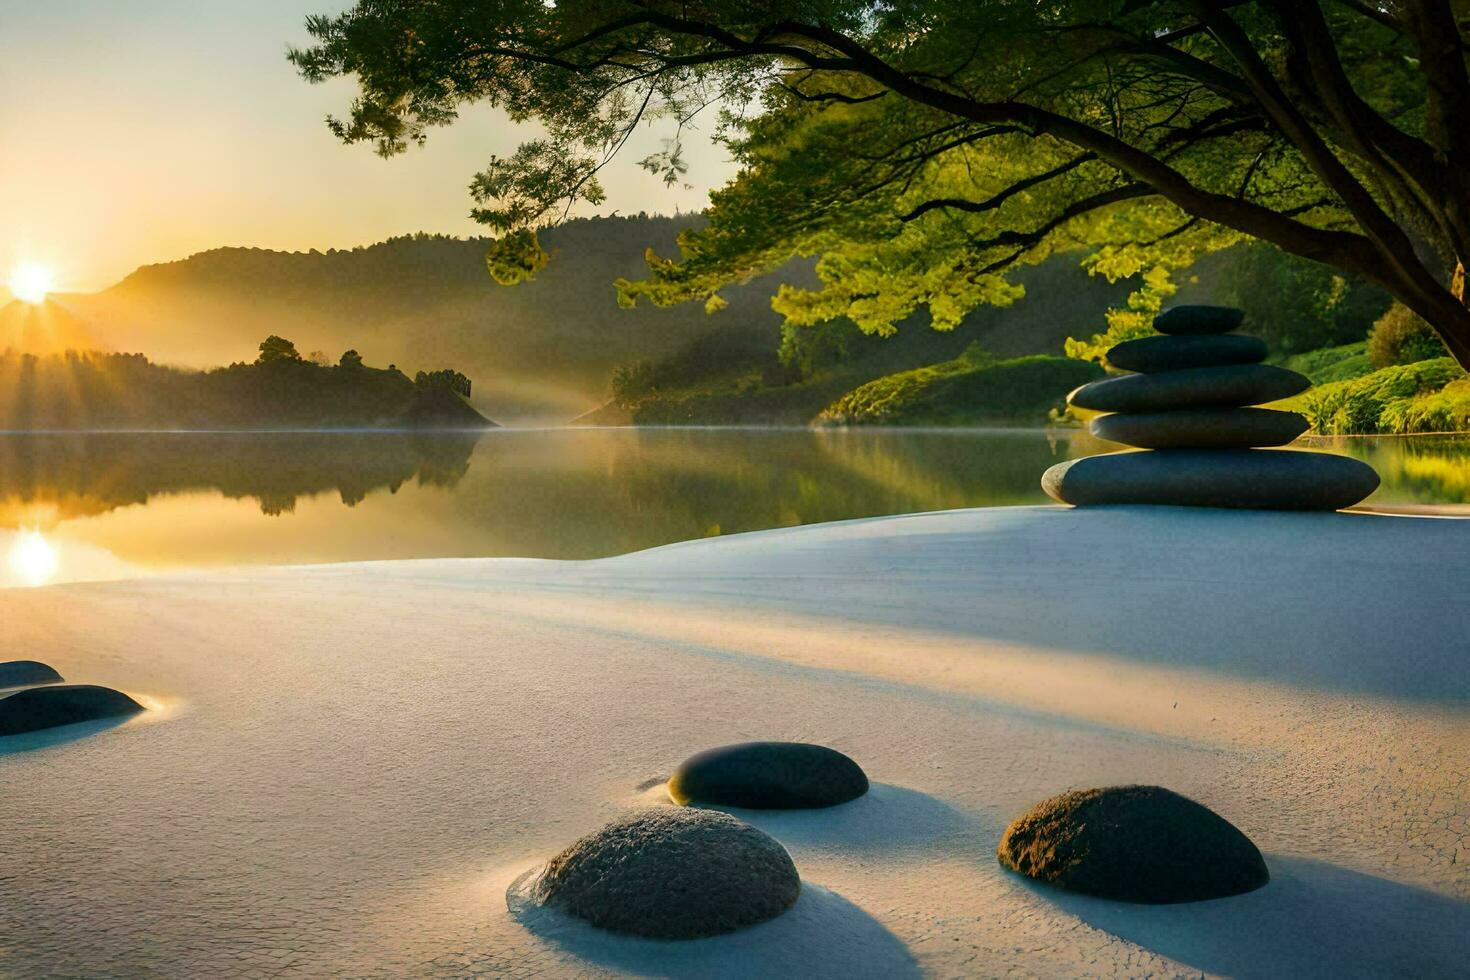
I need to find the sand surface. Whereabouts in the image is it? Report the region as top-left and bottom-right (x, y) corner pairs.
(0, 505), (1465, 978)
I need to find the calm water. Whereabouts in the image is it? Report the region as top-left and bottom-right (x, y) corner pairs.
(0, 427), (1466, 587)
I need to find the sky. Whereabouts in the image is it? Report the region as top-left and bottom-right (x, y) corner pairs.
(0, 1), (733, 293)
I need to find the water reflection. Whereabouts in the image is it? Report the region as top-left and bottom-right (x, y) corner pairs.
(0, 428), (1464, 584)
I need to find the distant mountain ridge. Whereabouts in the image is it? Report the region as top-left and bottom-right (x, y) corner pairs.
(69, 217), (792, 423)
(63, 215), (1135, 424)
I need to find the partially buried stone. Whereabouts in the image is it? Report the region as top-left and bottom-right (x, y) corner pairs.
(1068, 364), (1309, 413)
(0, 660), (63, 688)
(997, 785), (1269, 903)
(0, 684), (145, 736)
(1106, 334), (1267, 373)
(1090, 407), (1308, 449)
(668, 741), (869, 809)
(1152, 305), (1245, 336)
(1042, 449), (1380, 510)
(533, 807), (800, 938)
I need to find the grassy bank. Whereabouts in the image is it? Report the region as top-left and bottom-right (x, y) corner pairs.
(814, 346), (1102, 427)
(1284, 357), (1470, 434)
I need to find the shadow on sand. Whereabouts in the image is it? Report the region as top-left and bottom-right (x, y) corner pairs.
(1024, 854), (1470, 979)
(703, 782), (985, 855)
(0, 715), (136, 754)
(509, 874), (920, 979)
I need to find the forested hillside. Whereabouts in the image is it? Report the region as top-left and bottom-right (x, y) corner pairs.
(63, 216), (1139, 424)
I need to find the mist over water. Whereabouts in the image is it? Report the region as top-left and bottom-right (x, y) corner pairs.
(0, 427), (1463, 587)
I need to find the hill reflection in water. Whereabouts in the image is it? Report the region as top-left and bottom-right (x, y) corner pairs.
(0, 428), (1464, 586)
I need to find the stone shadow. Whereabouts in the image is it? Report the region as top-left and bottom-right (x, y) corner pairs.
(1021, 853), (1470, 978)
(703, 782), (985, 855)
(509, 875), (920, 979)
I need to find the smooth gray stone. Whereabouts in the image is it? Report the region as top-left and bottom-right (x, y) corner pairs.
(0, 660), (63, 688)
(1068, 364), (1309, 413)
(1042, 449), (1380, 510)
(998, 785), (1269, 904)
(1153, 305), (1245, 336)
(533, 807), (799, 939)
(0, 684), (145, 736)
(669, 741), (868, 809)
(1090, 408), (1309, 449)
(1107, 334), (1267, 373)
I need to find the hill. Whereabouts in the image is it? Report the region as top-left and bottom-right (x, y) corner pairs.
(67, 218), (791, 424)
(0, 347), (494, 431)
(64, 216), (1136, 425)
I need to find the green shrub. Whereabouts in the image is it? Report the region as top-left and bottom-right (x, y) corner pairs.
(1367, 304), (1448, 368)
(1296, 358), (1466, 433)
(815, 346), (1101, 426)
(1279, 341), (1373, 384)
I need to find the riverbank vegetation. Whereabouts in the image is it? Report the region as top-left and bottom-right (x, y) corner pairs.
(0, 338), (491, 430)
(814, 347), (1101, 427)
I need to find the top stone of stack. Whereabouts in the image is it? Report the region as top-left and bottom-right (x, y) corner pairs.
(1152, 305), (1245, 336)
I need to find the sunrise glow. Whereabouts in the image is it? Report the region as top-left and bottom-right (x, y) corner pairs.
(8, 529), (59, 587)
(8, 262), (56, 305)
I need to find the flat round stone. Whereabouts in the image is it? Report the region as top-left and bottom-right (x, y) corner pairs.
(1041, 449), (1380, 510)
(1068, 364), (1309, 413)
(0, 660), (63, 689)
(668, 741), (869, 809)
(1153, 305), (1245, 335)
(531, 807), (800, 938)
(997, 785), (1269, 903)
(1106, 334), (1267, 373)
(0, 684), (145, 736)
(1090, 408), (1309, 449)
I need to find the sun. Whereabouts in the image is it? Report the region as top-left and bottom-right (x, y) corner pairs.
(8, 262), (56, 304)
(8, 530), (59, 587)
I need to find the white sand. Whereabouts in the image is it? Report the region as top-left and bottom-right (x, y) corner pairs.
(0, 505), (1465, 978)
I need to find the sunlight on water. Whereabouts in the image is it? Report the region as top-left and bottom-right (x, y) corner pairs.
(0, 429), (1464, 586)
(7, 529), (58, 587)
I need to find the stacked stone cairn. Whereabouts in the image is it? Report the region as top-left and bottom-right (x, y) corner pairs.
(1043, 305), (1380, 510)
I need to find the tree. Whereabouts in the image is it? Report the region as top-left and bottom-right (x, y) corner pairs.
(339, 348), (364, 369)
(257, 335), (301, 364)
(291, 2), (1470, 368)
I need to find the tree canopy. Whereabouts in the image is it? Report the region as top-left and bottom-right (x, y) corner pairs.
(291, 1), (1470, 368)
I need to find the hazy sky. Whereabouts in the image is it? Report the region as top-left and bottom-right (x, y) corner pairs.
(0, 1), (732, 292)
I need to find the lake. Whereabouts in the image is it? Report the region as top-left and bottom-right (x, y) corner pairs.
(1, 427), (1466, 587)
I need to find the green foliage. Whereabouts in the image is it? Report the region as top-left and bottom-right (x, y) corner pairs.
(290, 1), (1470, 366)
(257, 335), (302, 364)
(414, 369), (472, 399)
(815, 346), (1103, 427)
(0, 344), (485, 430)
(339, 349), (364, 369)
(485, 229), (551, 286)
(1294, 358), (1467, 434)
(1367, 304), (1450, 368)
(1213, 243), (1391, 354)
(1279, 342), (1374, 385)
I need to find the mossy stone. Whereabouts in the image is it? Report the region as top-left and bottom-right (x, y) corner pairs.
(534, 807), (800, 938)
(0, 684), (144, 736)
(669, 741), (869, 809)
(998, 785), (1269, 903)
